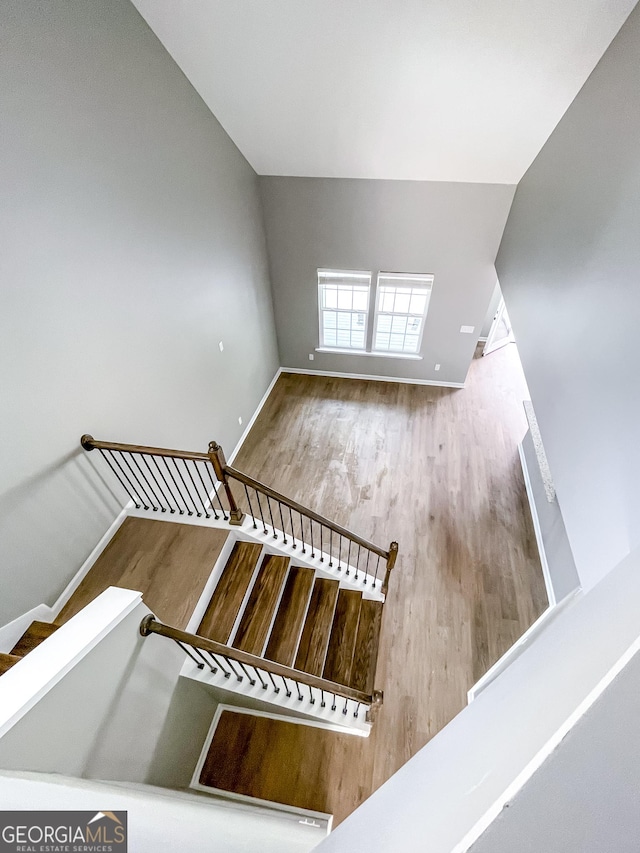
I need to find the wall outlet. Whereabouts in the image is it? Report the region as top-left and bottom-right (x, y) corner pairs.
(435, 363), (441, 371)
(460, 325), (475, 334)
(218, 341), (224, 352)
(238, 416), (243, 426)
(309, 353), (314, 361)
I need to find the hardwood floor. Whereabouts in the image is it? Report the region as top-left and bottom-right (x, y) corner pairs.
(231, 343), (547, 825)
(57, 517), (229, 630)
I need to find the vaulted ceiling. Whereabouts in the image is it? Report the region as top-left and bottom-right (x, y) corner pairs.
(132, 0), (636, 183)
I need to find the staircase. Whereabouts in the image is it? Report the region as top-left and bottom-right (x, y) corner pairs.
(80, 434), (397, 735)
(197, 542), (382, 695)
(0, 621), (59, 676)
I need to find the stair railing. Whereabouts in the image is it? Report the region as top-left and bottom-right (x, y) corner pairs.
(81, 435), (398, 594)
(140, 615), (384, 723)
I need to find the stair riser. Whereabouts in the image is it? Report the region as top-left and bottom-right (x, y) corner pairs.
(180, 660), (371, 736)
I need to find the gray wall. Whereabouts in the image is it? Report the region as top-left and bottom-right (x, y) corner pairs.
(469, 646), (640, 853)
(521, 430), (580, 602)
(495, 3), (640, 591)
(260, 177), (515, 385)
(0, 0), (279, 624)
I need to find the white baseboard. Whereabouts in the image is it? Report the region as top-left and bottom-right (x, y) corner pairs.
(50, 502), (132, 619)
(281, 366), (465, 389)
(477, 336), (488, 343)
(228, 368), (282, 464)
(518, 442), (555, 607)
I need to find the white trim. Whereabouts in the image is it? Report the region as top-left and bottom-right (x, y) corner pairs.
(0, 588), (142, 740)
(477, 336), (488, 342)
(518, 442), (556, 607)
(282, 366), (465, 389)
(315, 348), (422, 360)
(50, 502), (132, 619)
(228, 368), (282, 464)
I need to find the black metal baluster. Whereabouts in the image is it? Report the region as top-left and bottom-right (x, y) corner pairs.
(310, 519), (315, 557)
(149, 455), (178, 514)
(174, 640), (203, 668)
(161, 457), (187, 514)
(267, 671), (280, 693)
(282, 676), (292, 698)
(337, 535), (343, 571)
(329, 529), (333, 567)
(266, 496), (277, 538)
(99, 449), (139, 508)
(364, 549), (371, 585)
(355, 545), (361, 579)
(224, 657), (243, 682)
(331, 692), (337, 711)
(141, 455), (170, 512)
(374, 555), (381, 588)
(202, 651), (218, 674)
(354, 703), (360, 719)
(253, 667), (268, 690)
(277, 502), (287, 544)
(346, 539), (352, 575)
(320, 689), (326, 708)
(170, 458), (196, 516)
(288, 507), (296, 548)
(191, 646), (216, 673)
(194, 461), (216, 518)
(108, 450), (148, 509)
(204, 463), (226, 520)
(128, 452), (162, 511)
(298, 512), (306, 554)
(238, 662), (256, 686)
(242, 485), (258, 529)
(343, 697), (349, 715)
(185, 460), (208, 518)
(211, 654), (231, 678)
(120, 452), (156, 510)
(295, 681), (303, 701)
(318, 525), (324, 562)
(254, 490), (268, 534)
(308, 685), (315, 704)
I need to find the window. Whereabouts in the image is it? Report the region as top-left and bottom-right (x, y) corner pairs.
(372, 273), (433, 355)
(318, 269), (371, 351)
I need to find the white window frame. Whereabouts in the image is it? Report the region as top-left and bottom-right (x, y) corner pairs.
(371, 272), (434, 356)
(317, 269), (371, 353)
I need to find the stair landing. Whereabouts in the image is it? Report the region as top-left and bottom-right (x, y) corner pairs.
(197, 708), (356, 815)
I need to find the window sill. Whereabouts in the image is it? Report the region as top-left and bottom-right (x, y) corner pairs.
(315, 347), (423, 361)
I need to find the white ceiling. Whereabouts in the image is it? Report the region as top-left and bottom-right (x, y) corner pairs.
(132, 0), (635, 184)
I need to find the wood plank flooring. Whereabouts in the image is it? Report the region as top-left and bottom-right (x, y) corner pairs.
(200, 710), (345, 814)
(57, 518), (229, 630)
(231, 343), (547, 825)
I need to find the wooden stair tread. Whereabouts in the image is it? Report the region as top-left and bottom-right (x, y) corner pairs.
(232, 555), (290, 655)
(198, 542), (262, 644)
(264, 566), (315, 666)
(0, 653), (22, 675)
(10, 621), (59, 657)
(294, 578), (339, 676)
(199, 709), (351, 814)
(349, 599), (383, 693)
(322, 589), (362, 686)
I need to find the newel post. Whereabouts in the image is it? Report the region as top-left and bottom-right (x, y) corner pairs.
(381, 541), (398, 596)
(208, 441), (244, 526)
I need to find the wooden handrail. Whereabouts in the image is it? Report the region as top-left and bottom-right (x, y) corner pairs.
(140, 615), (381, 707)
(81, 433), (392, 565)
(81, 434), (210, 463)
(224, 464), (390, 561)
